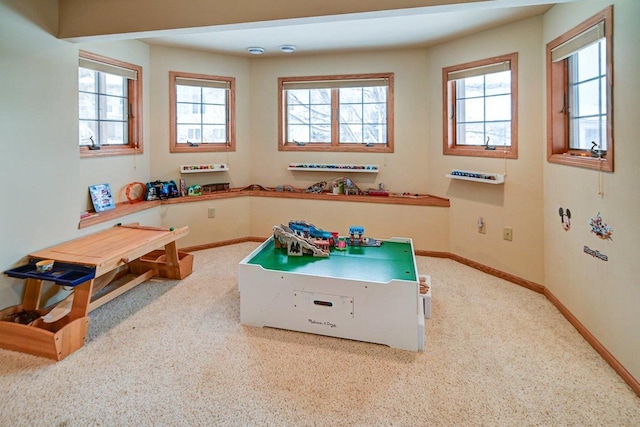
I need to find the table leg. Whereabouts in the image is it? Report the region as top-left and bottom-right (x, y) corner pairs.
(164, 241), (180, 268)
(69, 279), (95, 320)
(22, 278), (43, 311)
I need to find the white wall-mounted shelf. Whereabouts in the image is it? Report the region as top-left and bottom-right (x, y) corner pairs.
(288, 163), (379, 173)
(446, 170), (505, 184)
(180, 164), (228, 174)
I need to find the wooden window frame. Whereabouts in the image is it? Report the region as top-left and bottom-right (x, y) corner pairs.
(546, 6), (613, 172)
(442, 53), (518, 159)
(169, 71), (236, 153)
(278, 73), (394, 153)
(79, 51), (143, 158)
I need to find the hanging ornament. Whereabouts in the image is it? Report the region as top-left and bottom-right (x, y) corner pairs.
(589, 212), (613, 241)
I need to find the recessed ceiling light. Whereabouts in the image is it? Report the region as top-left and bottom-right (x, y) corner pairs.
(280, 45), (296, 53)
(247, 47), (265, 55)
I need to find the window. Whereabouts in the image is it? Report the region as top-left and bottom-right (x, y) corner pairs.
(279, 73), (394, 152)
(169, 71), (235, 153)
(546, 6), (613, 172)
(443, 53), (518, 158)
(78, 51), (142, 157)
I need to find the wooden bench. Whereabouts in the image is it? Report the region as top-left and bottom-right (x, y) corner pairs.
(0, 224), (192, 360)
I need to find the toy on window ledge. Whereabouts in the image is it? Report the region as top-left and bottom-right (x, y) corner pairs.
(87, 136), (101, 150)
(590, 141), (606, 158)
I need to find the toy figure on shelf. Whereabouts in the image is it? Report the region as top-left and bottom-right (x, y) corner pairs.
(305, 181), (328, 193)
(187, 185), (202, 196)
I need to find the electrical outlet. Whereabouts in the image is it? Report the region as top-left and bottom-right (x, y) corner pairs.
(503, 227), (513, 241)
(208, 207), (216, 218)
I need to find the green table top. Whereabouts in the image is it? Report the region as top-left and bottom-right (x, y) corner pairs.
(247, 238), (416, 283)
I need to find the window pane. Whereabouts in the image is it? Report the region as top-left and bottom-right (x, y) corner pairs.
(577, 42), (600, 81)
(340, 124), (362, 142)
(177, 103), (199, 123)
(79, 120), (97, 145)
(310, 89), (330, 104)
(79, 93), (97, 120)
(485, 94), (511, 121)
(311, 125), (331, 142)
(570, 117), (601, 150)
(457, 123), (484, 145)
(100, 95), (125, 121)
(458, 76), (484, 98)
(202, 104), (226, 124)
(100, 121), (126, 145)
(288, 125), (310, 143)
(458, 98), (484, 122)
(177, 85), (201, 103)
(288, 105), (310, 124)
(202, 125), (226, 143)
(363, 125), (386, 143)
(203, 87), (226, 104)
(79, 68), (96, 92)
(339, 104), (362, 123)
(103, 73), (125, 96)
(339, 88), (362, 104)
(486, 121), (511, 146)
(485, 71), (510, 96)
(287, 89), (309, 105)
(363, 86), (386, 103)
(177, 124), (202, 143)
(574, 79), (600, 117)
(310, 105), (331, 124)
(363, 104), (386, 124)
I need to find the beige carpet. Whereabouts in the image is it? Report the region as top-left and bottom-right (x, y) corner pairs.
(0, 242), (638, 426)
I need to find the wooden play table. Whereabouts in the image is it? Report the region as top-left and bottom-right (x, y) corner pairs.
(0, 224), (192, 360)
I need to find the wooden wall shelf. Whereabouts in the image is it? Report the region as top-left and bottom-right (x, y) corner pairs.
(79, 189), (450, 229)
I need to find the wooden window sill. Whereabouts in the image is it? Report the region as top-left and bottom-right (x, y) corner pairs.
(79, 189), (449, 229)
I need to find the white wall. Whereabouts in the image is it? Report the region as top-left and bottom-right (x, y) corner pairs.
(425, 16), (545, 284)
(0, 0), (81, 305)
(543, 0), (640, 385)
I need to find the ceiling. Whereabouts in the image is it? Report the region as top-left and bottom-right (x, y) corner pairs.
(140, 1), (558, 57)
